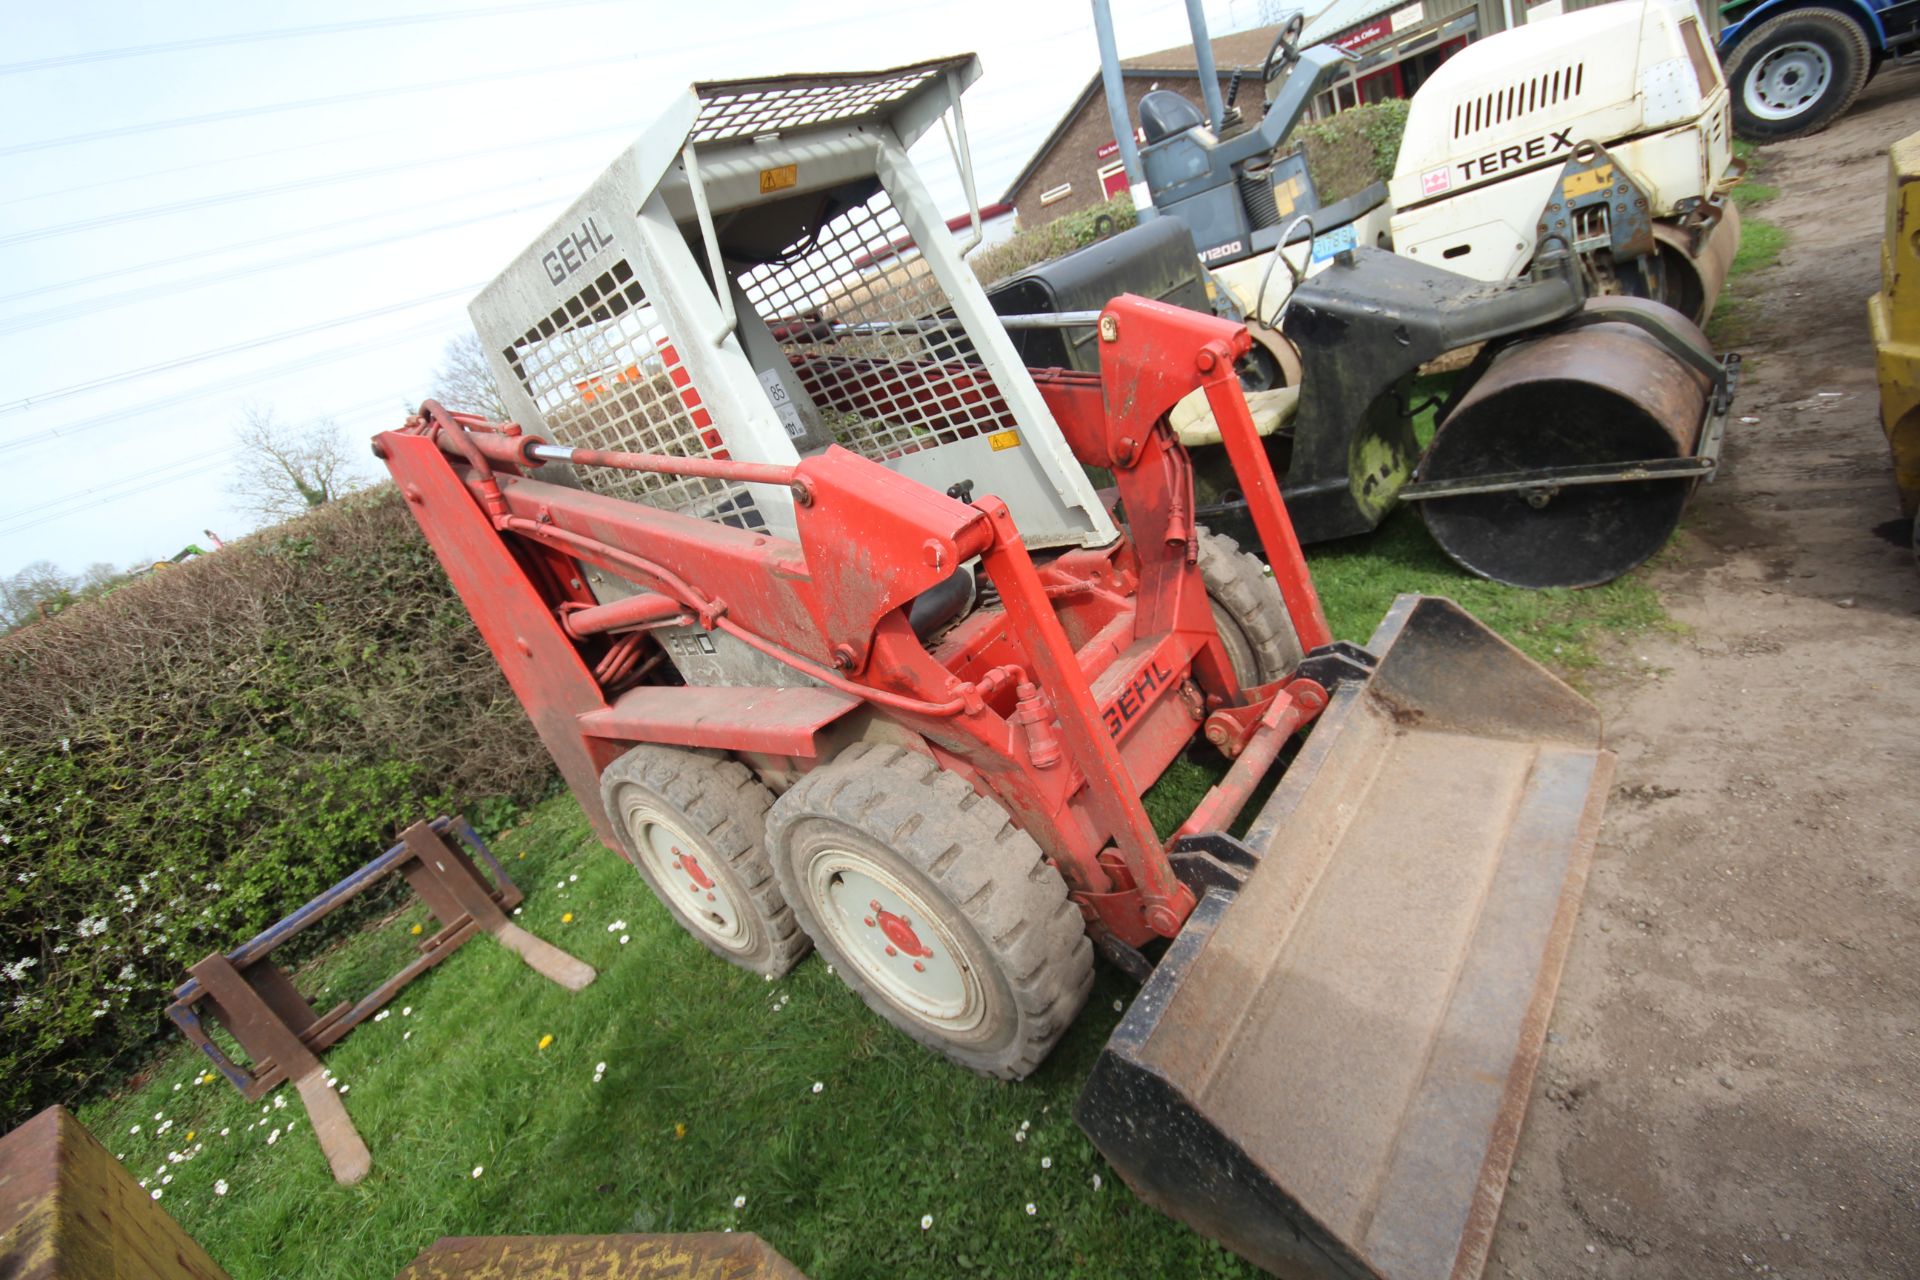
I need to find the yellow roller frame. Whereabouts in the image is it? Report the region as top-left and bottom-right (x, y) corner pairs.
(1868, 130), (1920, 521)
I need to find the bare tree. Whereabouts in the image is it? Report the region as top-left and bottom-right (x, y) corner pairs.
(79, 561), (123, 591)
(430, 331), (508, 420)
(0, 560), (77, 629)
(228, 406), (362, 523)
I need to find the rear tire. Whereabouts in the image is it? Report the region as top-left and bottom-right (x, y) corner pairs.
(600, 745), (809, 978)
(1196, 526), (1304, 685)
(1726, 10), (1872, 141)
(766, 743), (1092, 1079)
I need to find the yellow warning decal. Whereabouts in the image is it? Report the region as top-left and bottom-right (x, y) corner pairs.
(759, 164), (797, 194)
(1562, 164), (1615, 199)
(989, 429), (1021, 451)
(1272, 174), (1305, 219)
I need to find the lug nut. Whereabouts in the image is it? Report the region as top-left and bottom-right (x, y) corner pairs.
(885, 946), (897, 957)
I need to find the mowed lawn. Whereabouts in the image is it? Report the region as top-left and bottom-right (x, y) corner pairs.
(77, 512), (1669, 1280)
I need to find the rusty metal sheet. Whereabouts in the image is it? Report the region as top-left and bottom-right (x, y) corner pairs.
(0, 1105), (231, 1280)
(393, 1232), (809, 1280)
(1077, 596), (1615, 1280)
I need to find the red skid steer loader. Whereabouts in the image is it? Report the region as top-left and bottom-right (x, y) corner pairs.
(375, 60), (1614, 1280)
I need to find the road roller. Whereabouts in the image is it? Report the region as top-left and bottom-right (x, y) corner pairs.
(1157, 240), (1737, 589)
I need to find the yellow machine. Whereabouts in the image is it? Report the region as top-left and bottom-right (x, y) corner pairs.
(1869, 128), (1920, 560)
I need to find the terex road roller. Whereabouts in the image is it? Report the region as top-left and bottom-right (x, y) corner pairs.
(376, 61), (1617, 1280)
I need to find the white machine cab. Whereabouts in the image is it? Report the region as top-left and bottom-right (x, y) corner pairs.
(469, 57), (1116, 553)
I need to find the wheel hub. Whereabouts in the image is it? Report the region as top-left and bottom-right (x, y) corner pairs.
(1745, 41), (1832, 121)
(869, 903), (935, 962)
(806, 851), (981, 1027)
(626, 807), (749, 952)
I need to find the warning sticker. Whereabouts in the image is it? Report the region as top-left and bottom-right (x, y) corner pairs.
(759, 164), (797, 194)
(988, 429), (1021, 451)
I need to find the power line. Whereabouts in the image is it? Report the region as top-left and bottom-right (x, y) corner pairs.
(2, 314), (465, 447)
(0, 51), (646, 157)
(0, 288), (480, 417)
(1, 117), (642, 247)
(0, 0), (631, 76)
(0, 447), (239, 530)
(5, 324), (454, 453)
(0, 200), (551, 336)
(0, 392), (418, 536)
(0, 166), (583, 306)
(0, 125), (396, 209)
(0, 7), (949, 158)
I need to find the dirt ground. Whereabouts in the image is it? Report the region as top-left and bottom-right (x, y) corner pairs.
(1488, 69), (1920, 1279)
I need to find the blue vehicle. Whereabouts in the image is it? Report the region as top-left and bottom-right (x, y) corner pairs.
(1719, 0), (1920, 138)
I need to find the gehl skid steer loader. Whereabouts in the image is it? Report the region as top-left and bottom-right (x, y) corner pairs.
(376, 62), (1615, 1280)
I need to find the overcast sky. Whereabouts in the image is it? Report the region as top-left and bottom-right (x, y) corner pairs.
(0, 0), (1276, 579)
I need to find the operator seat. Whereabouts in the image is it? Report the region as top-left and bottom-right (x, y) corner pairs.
(1139, 91), (1207, 145)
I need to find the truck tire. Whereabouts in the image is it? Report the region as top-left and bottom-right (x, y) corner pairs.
(766, 743), (1092, 1080)
(1726, 8), (1873, 141)
(600, 744), (809, 978)
(1196, 526), (1304, 684)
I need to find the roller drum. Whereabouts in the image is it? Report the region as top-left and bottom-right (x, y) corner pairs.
(1419, 313), (1713, 589)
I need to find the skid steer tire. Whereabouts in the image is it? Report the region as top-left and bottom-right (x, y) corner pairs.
(600, 745), (809, 979)
(1196, 526), (1303, 685)
(766, 743), (1092, 1080)
(1726, 9), (1871, 142)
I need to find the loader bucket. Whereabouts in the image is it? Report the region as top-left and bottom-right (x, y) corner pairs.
(1077, 596), (1614, 1280)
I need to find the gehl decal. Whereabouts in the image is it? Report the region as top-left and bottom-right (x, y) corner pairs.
(543, 216), (614, 287)
(1456, 128), (1575, 183)
(1102, 659), (1176, 739)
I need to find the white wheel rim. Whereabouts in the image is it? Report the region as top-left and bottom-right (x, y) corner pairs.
(620, 796), (751, 953)
(803, 847), (983, 1029)
(1744, 41), (1832, 121)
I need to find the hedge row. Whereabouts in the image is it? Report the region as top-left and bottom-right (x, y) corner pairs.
(0, 486), (553, 1128)
(1295, 99), (1411, 205)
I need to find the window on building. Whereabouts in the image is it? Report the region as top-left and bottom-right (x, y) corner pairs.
(1040, 182), (1073, 206)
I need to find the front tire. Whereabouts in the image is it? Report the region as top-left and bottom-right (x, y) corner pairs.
(1726, 10), (1872, 141)
(600, 745), (809, 978)
(1196, 526), (1304, 685)
(766, 743), (1092, 1079)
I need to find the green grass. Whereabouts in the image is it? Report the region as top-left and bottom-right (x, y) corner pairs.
(81, 802), (1260, 1280)
(1712, 210), (1788, 344)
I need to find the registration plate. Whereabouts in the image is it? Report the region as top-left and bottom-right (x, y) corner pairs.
(1310, 223), (1358, 263)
